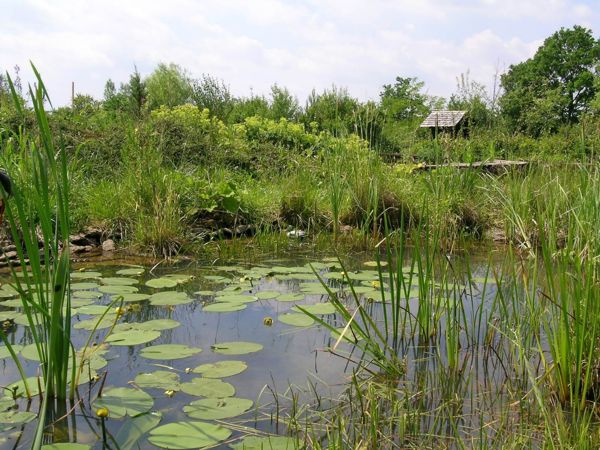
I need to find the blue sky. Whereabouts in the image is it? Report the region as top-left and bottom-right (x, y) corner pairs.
(1, 0), (598, 106)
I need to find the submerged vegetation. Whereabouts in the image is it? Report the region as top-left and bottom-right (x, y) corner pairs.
(0, 24), (599, 449)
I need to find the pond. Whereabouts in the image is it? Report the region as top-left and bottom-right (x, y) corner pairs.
(0, 244), (502, 449)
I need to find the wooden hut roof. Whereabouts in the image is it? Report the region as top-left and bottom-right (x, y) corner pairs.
(420, 110), (467, 128)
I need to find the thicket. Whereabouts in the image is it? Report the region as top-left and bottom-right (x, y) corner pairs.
(0, 26), (599, 256)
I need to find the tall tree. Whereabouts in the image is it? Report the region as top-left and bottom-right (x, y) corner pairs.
(379, 76), (430, 121)
(191, 74), (234, 121)
(145, 63), (193, 110)
(500, 26), (600, 135)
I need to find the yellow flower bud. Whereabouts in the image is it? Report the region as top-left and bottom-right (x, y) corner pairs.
(96, 407), (109, 418)
(263, 317), (273, 326)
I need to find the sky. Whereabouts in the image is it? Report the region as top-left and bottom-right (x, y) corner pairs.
(1, 0), (599, 106)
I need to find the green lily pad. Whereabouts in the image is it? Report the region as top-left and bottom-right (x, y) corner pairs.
(184, 397), (253, 420)
(204, 275), (230, 282)
(231, 435), (297, 450)
(115, 411), (161, 450)
(71, 282), (100, 290)
(135, 371), (180, 390)
(116, 267), (145, 276)
(180, 378), (235, 398)
(20, 343), (41, 361)
(41, 444), (91, 450)
(99, 285), (139, 295)
(72, 290), (103, 299)
(214, 294), (257, 304)
(254, 291), (280, 300)
(149, 291), (192, 306)
(195, 290), (215, 296)
(113, 319), (180, 333)
(145, 278), (178, 289)
(74, 316), (117, 331)
(0, 345), (23, 359)
(300, 284), (330, 295)
(70, 298), (94, 308)
(148, 421), (231, 449)
(112, 293), (151, 302)
(70, 271), (102, 279)
(3, 376), (43, 398)
(192, 360), (247, 378)
(105, 329), (160, 346)
(164, 274), (195, 284)
(0, 409), (36, 424)
(293, 303), (336, 315)
(279, 313), (314, 327)
(101, 277), (138, 286)
(93, 387), (153, 419)
(276, 293), (305, 302)
(363, 260), (387, 267)
(203, 302), (246, 313)
(140, 344), (201, 360)
(76, 304), (115, 315)
(211, 341), (263, 355)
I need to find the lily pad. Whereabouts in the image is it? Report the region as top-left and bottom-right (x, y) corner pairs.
(41, 444), (91, 450)
(70, 271), (102, 279)
(184, 397), (253, 420)
(116, 267), (145, 276)
(112, 293), (151, 302)
(163, 274), (195, 284)
(115, 411), (161, 450)
(149, 291), (192, 306)
(148, 421), (231, 449)
(99, 285), (139, 295)
(101, 277), (138, 286)
(203, 302), (246, 313)
(71, 282), (100, 291)
(211, 341), (263, 355)
(74, 316), (117, 331)
(0, 345), (23, 359)
(180, 378), (235, 398)
(113, 319), (180, 333)
(279, 313), (314, 327)
(195, 290), (215, 296)
(72, 290), (103, 299)
(93, 387), (153, 419)
(105, 329), (160, 346)
(0, 409), (36, 424)
(214, 294), (257, 304)
(254, 291), (280, 300)
(145, 278), (178, 289)
(276, 293), (305, 302)
(135, 371), (180, 390)
(363, 260), (387, 267)
(230, 436), (297, 450)
(76, 304), (115, 315)
(204, 275), (230, 282)
(3, 377), (43, 398)
(293, 302), (336, 315)
(140, 344), (201, 360)
(192, 360), (247, 378)
(19, 343), (41, 361)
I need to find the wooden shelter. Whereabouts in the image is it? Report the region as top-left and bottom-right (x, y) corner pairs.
(420, 110), (468, 137)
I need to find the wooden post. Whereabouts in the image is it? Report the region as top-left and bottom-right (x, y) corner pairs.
(71, 81), (75, 108)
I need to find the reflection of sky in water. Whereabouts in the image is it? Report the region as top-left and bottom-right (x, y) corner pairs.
(0, 252), (506, 449)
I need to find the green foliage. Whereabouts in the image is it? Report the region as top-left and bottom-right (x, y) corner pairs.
(145, 63), (193, 110)
(500, 26), (600, 135)
(302, 86), (358, 136)
(191, 74), (234, 121)
(269, 84), (300, 120)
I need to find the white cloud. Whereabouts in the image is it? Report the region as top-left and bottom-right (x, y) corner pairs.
(1, 0), (597, 105)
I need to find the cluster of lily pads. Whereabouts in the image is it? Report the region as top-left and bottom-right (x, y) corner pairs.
(0, 258), (404, 449)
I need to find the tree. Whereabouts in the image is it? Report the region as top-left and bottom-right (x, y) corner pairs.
(191, 74), (234, 121)
(269, 84), (300, 121)
(302, 86), (358, 136)
(448, 72), (492, 128)
(379, 76), (430, 121)
(145, 63), (193, 110)
(500, 26), (600, 135)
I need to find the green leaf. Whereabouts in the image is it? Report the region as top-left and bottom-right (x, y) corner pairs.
(0, 345), (23, 359)
(293, 303), (336, 315)
(105, 329), (160, 346)
(145, 278), (178, 288)
(149, 291), (192, 306)
(276, 293), (305, 302)
(71, 282), (100, 290)
(135, 371), (180, 390)
(115, 411), (162, 450)
(211, 341), (263, 355)
(111, 293), (151, 302)
(183, 397), (253, 420)
(101, 277), (139, 286)
(192, 360), (247, 378)
(139, 344), (201, 360)
(99, 285), (139, 295)
(230, 436), (297, 450)
(202, 302), (246, 313)
(70, 271), (102, 279)
(93, 387), (153, 419)
(116, 267), (145, 276)
(148, 421), (231, 449)
(41, 444), (91, 450)
(180, 378), (235, 398)
(254, 291), (280, 300)
(0, 409), (36, 424)
(279, 313), (314, 327)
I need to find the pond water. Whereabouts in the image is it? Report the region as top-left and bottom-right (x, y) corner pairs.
(0, 245), (501, 449)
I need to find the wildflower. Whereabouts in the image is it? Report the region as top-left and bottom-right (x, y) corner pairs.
(96, 407), (109, 418)
(263, 317), (273, 326)
(164, 389), (175, 398)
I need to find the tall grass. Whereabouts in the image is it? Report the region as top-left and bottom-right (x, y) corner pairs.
(0, 67), (98, 449)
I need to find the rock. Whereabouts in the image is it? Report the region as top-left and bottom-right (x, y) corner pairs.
(71, 245), (94, 254)
(0, 251), (17, 262)
(101, 239), (115, 252)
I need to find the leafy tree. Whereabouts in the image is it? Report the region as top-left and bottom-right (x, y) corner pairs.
(500, 26), (600, 135)
(145, 63), (193, 110)
(191, 74), (234, 121)
(228, 95), (270, 123)
(269, 84), (300, 121)
(302, 86), (358, 136)
(448, 72), (492, 128)
(379, 76), (430, 121)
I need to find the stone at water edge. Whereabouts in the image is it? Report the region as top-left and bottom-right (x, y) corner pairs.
(102, 239), (115, 252)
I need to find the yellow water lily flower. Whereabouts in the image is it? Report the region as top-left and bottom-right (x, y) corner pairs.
(164, 389), (175, 398)
(263, 317), (273, 326)
(96, 407), (109, 418)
